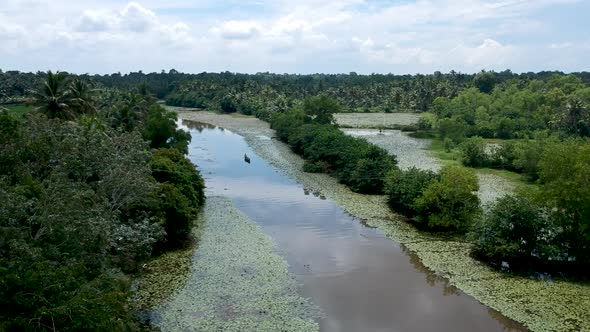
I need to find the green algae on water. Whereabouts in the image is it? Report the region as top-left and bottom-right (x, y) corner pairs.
(152, 196), (320, 332)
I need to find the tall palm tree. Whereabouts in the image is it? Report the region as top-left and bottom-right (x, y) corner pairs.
(563, 97), (589, 136)
(69, 78), (96, 115)
(30, 71), (74, 119)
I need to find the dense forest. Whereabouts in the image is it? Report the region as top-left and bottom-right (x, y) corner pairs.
(3, 69), (590, 115)
(0, 71), (204, 330)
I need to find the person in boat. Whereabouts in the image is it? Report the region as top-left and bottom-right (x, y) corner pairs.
(244, 153), (251, 163)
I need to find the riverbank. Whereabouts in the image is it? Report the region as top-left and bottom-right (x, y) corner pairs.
(176, 108), (590, 332)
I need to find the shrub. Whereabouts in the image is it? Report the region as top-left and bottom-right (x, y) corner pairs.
(488, 141), (518, 170)
(413, 166), (480, 232)
(438, 118), (468, 143)
(459, 136), (490, 167)
(472, 194), (560, 265)
(151, 148), (205, 211)
(384, 167), (437, 215)
(443, 137), (455, 152)
(272, 106), (397, 194)
(539, 139), (590, 266)
(270, 108), (307, 141)
(303, 161), (329, 173)
(302, 95), (341, 124)
(348, 146), (397, 194)
(220, 96), (238, 113)
(142, 105), (191, 154)
(156, 183), (193, 247)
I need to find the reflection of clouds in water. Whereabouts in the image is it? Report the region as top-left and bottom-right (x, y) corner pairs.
(400, 244), (459, 297)
(181, 119), (218, 131)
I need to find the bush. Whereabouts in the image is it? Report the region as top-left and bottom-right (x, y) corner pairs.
(459, 136), (490, 167)
(220, 96), (238, 113)
(151, 148), (205, 211)
(302, 95), (341, 124)
(348, 146), (397, 194)
(384, 167), (437, 215)
(156, 183), (193, 247)
(270, 108), (307, 141)
(488, 141), (518, 170)
(303, 161), (329, 173)
(539, 139), (590, 266)
(271, 107), (398, 194)
(438, 118), (468, 143)
(472, 194), (560, 265)
(142, 105), (191, 154)
(413, 166), (480, 232)
(443, 137), (455, 152)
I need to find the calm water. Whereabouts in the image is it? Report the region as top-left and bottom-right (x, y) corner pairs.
(180, 120), (526, 332)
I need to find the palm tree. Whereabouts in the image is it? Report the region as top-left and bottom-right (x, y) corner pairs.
(69, 78), (96, 115)
(31, 71), (74, 119)
(563, 97), (589, 136)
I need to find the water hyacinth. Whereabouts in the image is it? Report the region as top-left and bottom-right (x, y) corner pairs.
(146, 196), (320, 332)
(341, 128), (514, 208)
(176, 110), (590, 332)
(334, 112), (421, 128)
(342, 129), (440, 171)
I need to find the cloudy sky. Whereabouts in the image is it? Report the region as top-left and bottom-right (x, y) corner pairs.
(0, 0), (588, 74)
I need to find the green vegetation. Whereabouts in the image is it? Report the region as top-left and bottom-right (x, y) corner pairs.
(413, 166), (481, 232)
(0, 71), (204, 330)
(472, 194), (559, 267)
(384, 167), (438, 216)
(3, 104), (33, 117)
(151, 197), (320, 331)
(470, 138), (590, 273)
(271, 97), (397, 194)
(2, 67), (590, 330)
(432, 75), (589, 140)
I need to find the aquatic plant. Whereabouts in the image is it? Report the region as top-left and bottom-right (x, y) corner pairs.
(150, 197), (320, 332)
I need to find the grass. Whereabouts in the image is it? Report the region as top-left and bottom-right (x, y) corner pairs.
(3, 104), (33, 117)
(427, 135), (536, 191)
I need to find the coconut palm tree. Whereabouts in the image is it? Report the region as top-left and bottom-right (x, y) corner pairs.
(30, 71), (75, 119)
(69, 78), (96, 115)
(563, 97), (589, 136)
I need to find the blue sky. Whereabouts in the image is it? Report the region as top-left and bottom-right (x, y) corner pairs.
(0, 0), (588, 74)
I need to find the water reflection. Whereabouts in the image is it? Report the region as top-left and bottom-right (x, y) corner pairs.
(180, 119), (527, 332)
(400, 244), (459, 297)
(182, 119), (218, 132)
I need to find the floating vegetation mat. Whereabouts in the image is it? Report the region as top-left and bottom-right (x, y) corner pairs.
(178, 111), (590, 332)
(334, 112), (420, 128)
(342, 129), (440, 171)
(147, 196), (320, 332)
(133, 235), (198, 311)
(341, 128), (514, 208)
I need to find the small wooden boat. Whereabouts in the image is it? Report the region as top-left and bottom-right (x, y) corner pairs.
(244, 153), (251, 163)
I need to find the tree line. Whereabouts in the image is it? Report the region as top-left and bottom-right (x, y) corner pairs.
(4, 69), (590, 115)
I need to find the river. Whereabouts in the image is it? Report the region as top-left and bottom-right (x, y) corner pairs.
(158, 119), (525, 331)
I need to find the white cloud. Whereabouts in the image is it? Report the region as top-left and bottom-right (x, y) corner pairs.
(212, 20), (261, 40)
(120, 2), (157, 32)
(0, 0), (587, 73)
(450, 39), (516, 67)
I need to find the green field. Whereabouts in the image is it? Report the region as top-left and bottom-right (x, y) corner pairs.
(3, 104), (33, 117)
